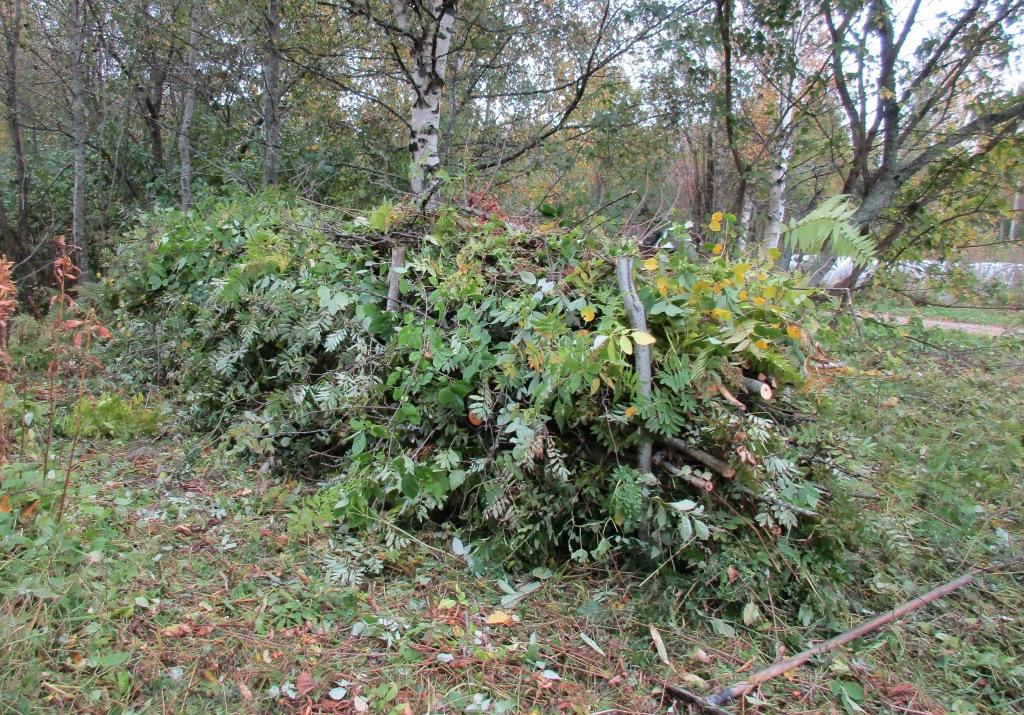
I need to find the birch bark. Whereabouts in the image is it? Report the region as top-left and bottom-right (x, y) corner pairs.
(71, 0), (89, 277)
(179, 0), (201, 211)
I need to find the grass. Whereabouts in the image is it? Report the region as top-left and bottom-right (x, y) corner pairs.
(0, 319), (1022, 714)
(860, 291), (1024, 328)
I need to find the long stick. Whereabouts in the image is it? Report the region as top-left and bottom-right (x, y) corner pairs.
(385, 245), (405, 312)
(657, 436), (736, 479)
(615, 256), (653, 473)
(655, 453), (714, 491)
(667, 561), (1019, 712)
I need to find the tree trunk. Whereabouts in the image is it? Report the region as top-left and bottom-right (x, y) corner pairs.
(737, 191), (753, 246)
(2, 0), (29, 252)
(1010, 190), (1024, 240)
(179, 0), (200, 211)
(261, 0), (281, 187)
(384, 0), (455, 314)
(70, 0), (89, 278)
(615, 256), (653, 474)
(143, 90), (164, 170)
(0, 186), (9, 250)
(763, 78), (795, 251)
(397, 0), (455, 208)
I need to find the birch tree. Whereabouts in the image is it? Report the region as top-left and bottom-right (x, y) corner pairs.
(70, 0), (89, 277)
(388, 0), (455, 206)
(179, 0), (201, 211)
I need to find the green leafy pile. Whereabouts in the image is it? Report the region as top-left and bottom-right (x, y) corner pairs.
(107, 191), (847, 578)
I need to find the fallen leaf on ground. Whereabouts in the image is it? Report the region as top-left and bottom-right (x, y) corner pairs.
(650, 625), (671, 666)
(485, 610), (518, 625)
(296, 671), (315, 696)
(160, 623), (193, 638)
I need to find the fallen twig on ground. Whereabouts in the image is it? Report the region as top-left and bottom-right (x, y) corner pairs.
(665, 557), (1023, 713)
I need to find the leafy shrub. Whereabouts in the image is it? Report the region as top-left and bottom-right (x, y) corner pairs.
(58, 393), (163, 440)
(107, 191), (852, 591)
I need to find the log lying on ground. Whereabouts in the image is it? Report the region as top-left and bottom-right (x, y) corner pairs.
(657, 436), (736, 479)
(654, 452), (714, 491)
(740, 376), (773, 400)
(665, 559), (1022, 712)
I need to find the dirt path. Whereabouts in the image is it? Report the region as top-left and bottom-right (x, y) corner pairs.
(861, 312), (1019, 337)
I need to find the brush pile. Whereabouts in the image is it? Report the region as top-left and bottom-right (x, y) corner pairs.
(108, 191), (841, 571)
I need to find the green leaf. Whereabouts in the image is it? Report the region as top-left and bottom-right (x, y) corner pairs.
(93, 651), (131, 668)
(351, 431), (367, 455)
(710, 618), (736, 638)
(400, 471), (419, 500)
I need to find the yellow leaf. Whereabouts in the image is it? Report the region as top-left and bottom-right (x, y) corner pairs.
(580, 306), (596, 323)
(711, 308), (733, 322)
(591, 377), (601, 394)
(643, 257), (659, 271)
(656, 276), (669, 298)
(712, 244), (724, 255)
(650, 626), (671, 666)
(632, 331), (656, 346)
(160, 623), (193, 638)
(485, 610), (518, 626)
(619, 335), (633, 355)
(625, 405), (637, 418)
(708, 220), (722, 232)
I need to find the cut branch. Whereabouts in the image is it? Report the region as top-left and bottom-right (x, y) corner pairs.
(616, 256), (652, 473)
(657, 436), (736, 479)
(654, 453), (714, 492)
(385, 245), (405, 312)
(739, 377), (772, 400)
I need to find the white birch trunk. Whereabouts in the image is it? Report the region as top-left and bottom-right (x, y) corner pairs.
(70, 0), (89, 278)
(615, 257), (653, 474)
(1010, 190), (1023, 240)
(385, 0), (455, 314)
(763, 79), (795, 251)
(393, 0), (454, 207)
(737, 191), (754, 249)
(179, 0), (200, 211)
